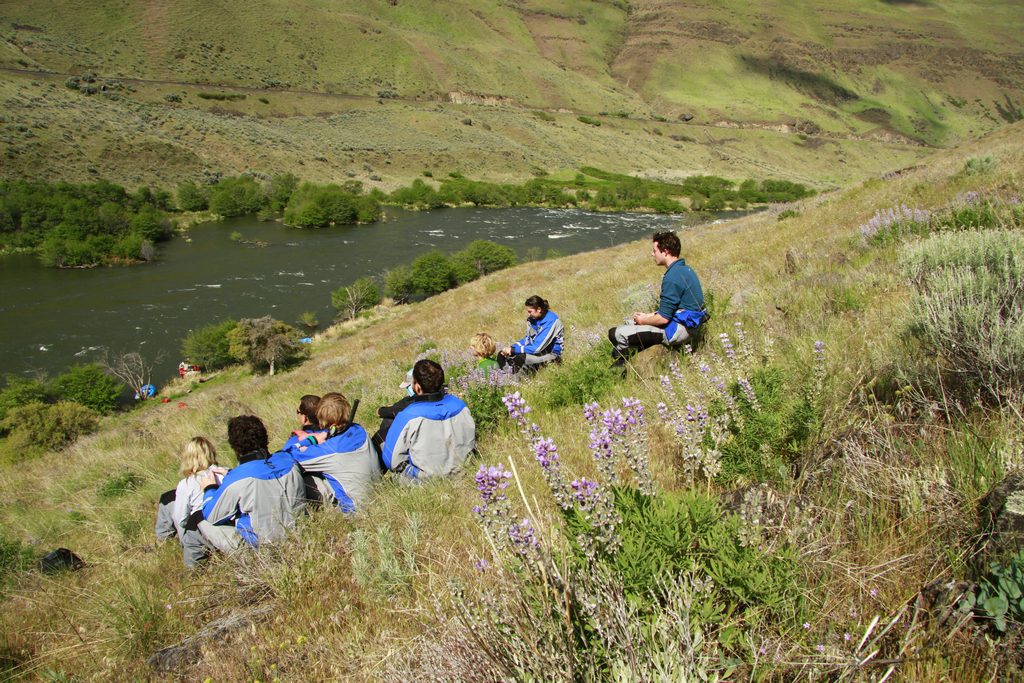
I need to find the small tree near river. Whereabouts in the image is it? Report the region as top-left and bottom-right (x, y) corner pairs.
(227, 316), (306, 375)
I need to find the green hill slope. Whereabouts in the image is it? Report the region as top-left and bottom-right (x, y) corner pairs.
(1, 122), (1021, 680)
(1, 1), (1021, 189)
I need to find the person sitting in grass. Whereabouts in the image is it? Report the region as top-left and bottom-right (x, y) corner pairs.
(497, 295), (563, 373)
(284, 392), (381, 512)
(470, 332), (499, 373)
(282, 394), (321, 450)
(381, 359), (476, 481)
(372, 369), (416, 453)
(196, 415), (306, 554)
(154, 436), (227, 568)
(608, 230), (707, 367)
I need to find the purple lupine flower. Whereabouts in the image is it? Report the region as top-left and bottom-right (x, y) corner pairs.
(622, 397), (644, 425)
(507, 518), (538, 554)
(533, 437), (559, 469)
(656, 401), (669, 421)
(570, 478), (600, 508)
(583, 402), (600, 422)
(473, 558), (489, 571)
(475, 463), (512, 505)
(502, 392), (531, 424)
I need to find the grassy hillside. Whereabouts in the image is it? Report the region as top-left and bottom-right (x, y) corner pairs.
(1, 122), (1021, 680)
(1, 1), (1022, 189)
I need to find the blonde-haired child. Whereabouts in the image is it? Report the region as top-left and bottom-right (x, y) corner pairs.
(470, 332), (498, 372)
(156, 437), (227, 567)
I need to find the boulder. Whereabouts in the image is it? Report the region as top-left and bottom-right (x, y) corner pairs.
(976, 473), (1024, 569)
(148, 604), (274, 673)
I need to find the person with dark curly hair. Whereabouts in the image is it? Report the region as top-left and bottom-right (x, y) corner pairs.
(497, 295), (563, 373)
(195, 415), (306, 553)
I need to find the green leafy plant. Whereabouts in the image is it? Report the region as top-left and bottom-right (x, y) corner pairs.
(182, 319), (238, 370)
(51, 364), (121, 414)
(0, 401), (99, 458)
(971, 550), (1024, 633)
(332, 277), (381, 320)
(97, 471), (144, 499)
(544, 341), (620, 408)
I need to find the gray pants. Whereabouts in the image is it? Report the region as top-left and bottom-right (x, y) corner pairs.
(180, 529), (211, 569)
(155, 494), (177, 542)
(198, 520), (244, 555)
(609, 324), (690, 354)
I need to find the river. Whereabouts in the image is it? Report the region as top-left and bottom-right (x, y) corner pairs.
(0, 206), (746, 383)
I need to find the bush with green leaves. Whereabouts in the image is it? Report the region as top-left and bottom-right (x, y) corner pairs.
(0, 376), (50, 425)
(383, 265), (415, 303)
(409, 250), (456, 297)
(182, 319), (238, 370)
(332, 277), (381, 320)
(900, 230), (1024, 400)
(1, 401), (99, 457)
(962, 156), (998, 176)
(208, 176), (265, 217)
(176, 181), (208, 211)
(544, 341), (620, 408)
(283, 182), (381, 227)
(50, 364), (121, 414)
(449, 240), (517, 284)
(97, 471), (144, 499)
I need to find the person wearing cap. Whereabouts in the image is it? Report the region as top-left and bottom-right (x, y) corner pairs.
(381, 359), (476, 481)
(281, 392), (381, 512)
(608, 230), (706, 367)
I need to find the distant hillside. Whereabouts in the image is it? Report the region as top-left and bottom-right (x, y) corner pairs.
(0, 1), (1021, 188)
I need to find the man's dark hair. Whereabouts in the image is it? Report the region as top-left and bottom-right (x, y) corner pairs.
(413, 359), (445, 394)
(298, 394), (321, 428)
(227, 415), (269, 456)
(652, 231), (681, 258)
(524, 294), (549, 315)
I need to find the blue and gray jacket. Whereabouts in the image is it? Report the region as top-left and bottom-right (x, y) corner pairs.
(281, 424), (381, 512)
(512, 310), (563, 356)
(201, 449), (306, 548)
(658, 259), (706, 342)
(382, 392), (476, 480)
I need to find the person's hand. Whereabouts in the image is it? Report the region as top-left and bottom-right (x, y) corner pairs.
(210, 466), (228, 477)
(198, 469), (220, 490)
(632, 312), (644, 324)
(501, 346), (512, 356)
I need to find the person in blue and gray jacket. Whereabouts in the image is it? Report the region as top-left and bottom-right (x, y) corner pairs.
(283, 392), (381, 512)
(608, 230), (706, 367)
(195, 415), (306, 554)
(497, 295), (564, 373)
(382, 359), (476, 481)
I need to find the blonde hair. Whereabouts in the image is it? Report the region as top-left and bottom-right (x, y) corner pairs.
(470, 332), (496, 358)
(180, 436), (219, 477)
(316, 392), (351, 428)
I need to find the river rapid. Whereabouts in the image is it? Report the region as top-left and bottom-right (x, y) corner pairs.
(0, 206), (747, 383)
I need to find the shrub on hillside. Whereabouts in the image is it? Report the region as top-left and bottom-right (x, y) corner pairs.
(409, 250), (455, 296)
(0, 376), (50, 425)
(208, 177), (264, 217)
(543, 341), (620, 408)
(449, 240), (517, 284)
(176, 181), (208, 211)
(900, 230), (1024, 400)
(182, 320), (238, 370)
(1, 402), (99, 457)
(266, 173), (299, 212)
(383, 265), (415, 303)
(51, 364), (121, 414)
(332, 277), (381, 320)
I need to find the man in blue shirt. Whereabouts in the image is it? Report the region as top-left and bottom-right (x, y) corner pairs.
(609, 231), (706, 367)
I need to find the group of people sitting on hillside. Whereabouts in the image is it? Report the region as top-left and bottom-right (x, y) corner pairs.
(155, 230), (705, 567)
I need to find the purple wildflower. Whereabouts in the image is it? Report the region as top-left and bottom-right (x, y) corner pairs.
(475, 463), (512, 506)
(533, 437), (559, 469)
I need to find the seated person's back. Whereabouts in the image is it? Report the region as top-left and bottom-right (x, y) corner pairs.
(382, 359), (475, 480)
(283, 392), (380, 512)
(201, 415), (306, 549)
